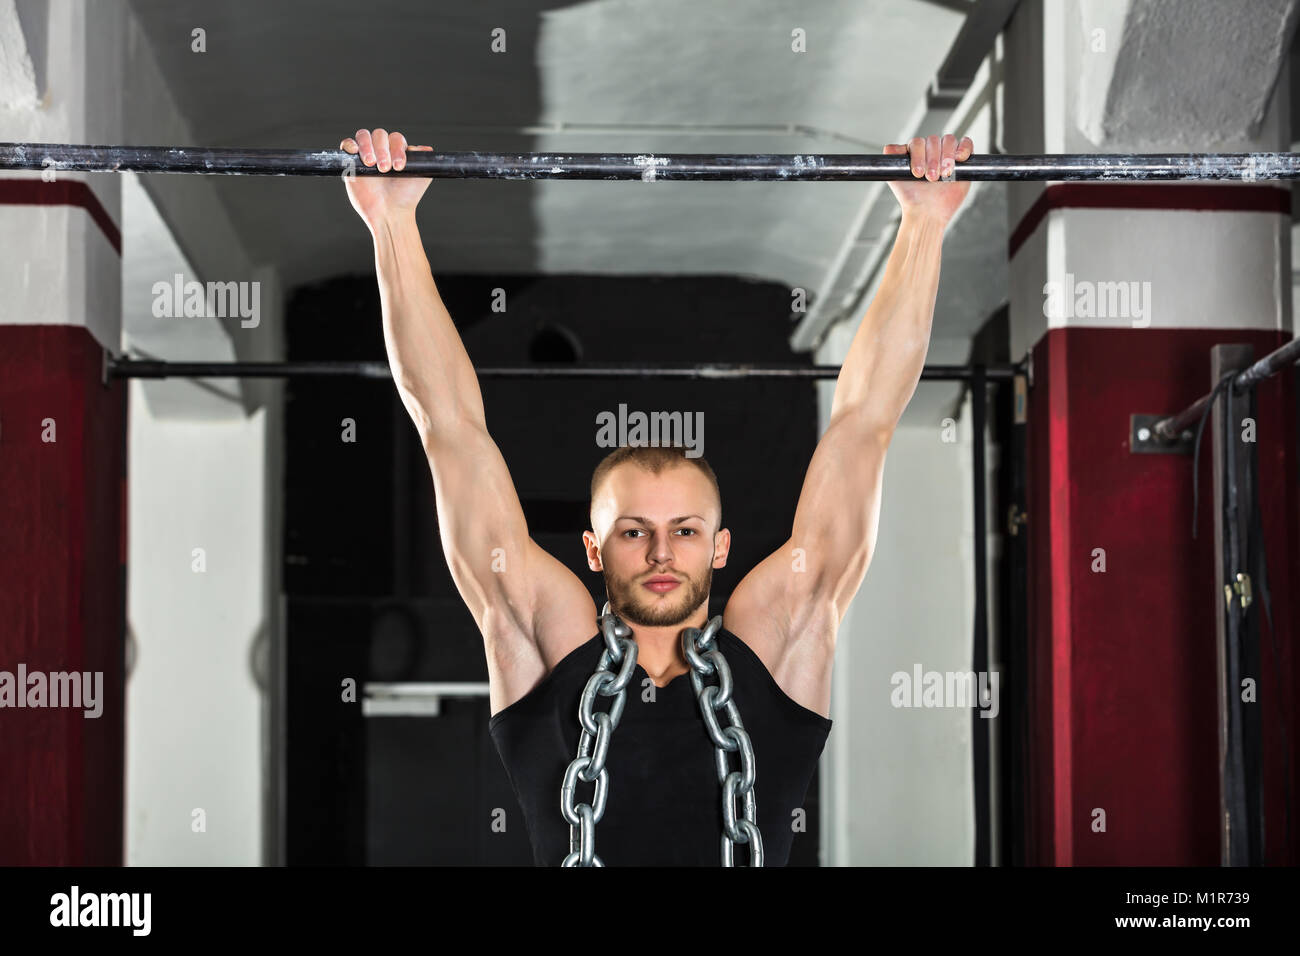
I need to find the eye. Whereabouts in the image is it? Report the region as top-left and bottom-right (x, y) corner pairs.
(675, 529), (697, 536)
(622, 529), (644, 538)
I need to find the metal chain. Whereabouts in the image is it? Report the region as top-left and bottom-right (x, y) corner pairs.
(683, 613), (763, 866)
(560, 602), (762, 867)
(559, 602), (637, 867)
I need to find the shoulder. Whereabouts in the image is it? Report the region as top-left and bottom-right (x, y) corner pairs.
(721, 591), (836, 720)
(489, 629), (602, 722)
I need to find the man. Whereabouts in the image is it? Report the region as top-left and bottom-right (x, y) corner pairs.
(340, 127), (974, 865)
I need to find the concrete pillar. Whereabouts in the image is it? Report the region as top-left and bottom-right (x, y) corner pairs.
(1004, 0), (1299, 864)
(124, 382), (273, 865)
(0, 0), (284, 865)
(107, 2), (285, 864)
(0, 0), (127, 864)
(120, 176), (283, 865)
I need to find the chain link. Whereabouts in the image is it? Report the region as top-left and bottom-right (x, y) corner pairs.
(560, 602), (762, 866)
(560, 602), (636, 867)
(684, 613), (763, 866)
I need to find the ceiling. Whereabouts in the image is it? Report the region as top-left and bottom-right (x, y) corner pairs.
(124, 0), (972, 314)
(110, 0), (1300, 433)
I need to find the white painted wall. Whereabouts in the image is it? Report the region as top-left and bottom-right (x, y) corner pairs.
(120, 184), (281, 865)
(125, 379), (268, 865)
(113, 0), (285, 865)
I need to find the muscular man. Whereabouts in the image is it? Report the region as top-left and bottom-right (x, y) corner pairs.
(340, 127), (974, 866)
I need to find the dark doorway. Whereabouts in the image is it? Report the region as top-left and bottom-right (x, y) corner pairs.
(282, 273), (824, 865)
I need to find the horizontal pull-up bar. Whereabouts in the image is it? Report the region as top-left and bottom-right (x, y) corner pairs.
(104, 357), (1022, 382)
(7, 143), (1300, 181)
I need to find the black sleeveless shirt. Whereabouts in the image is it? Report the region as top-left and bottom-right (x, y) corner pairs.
(488, 626), (832, 866)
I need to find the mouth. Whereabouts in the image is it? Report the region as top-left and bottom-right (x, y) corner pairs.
(643, 575), (681, 594)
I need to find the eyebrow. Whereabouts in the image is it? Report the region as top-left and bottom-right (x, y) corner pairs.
(615, 515), (705, 525)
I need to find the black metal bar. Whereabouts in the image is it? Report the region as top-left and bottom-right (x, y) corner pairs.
(7, 143), (1300, 181)
(1153, 335), (1300, 441)
(1231, 333), (1300, 388)
(105, 357), (1022, 382)
(1003, 373), (1030, 867)
(1210, 344), (1263, 865)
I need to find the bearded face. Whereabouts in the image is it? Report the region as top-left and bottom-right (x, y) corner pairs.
(585, 463), (726, 628)
(602, 551), (713, 627)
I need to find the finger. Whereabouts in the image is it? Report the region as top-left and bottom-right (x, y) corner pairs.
(957, 136), (974, 161)
(926, 134), (941, 181)
(882, 143), (907, 155)
(940, 133), (956, 179)
(908, 137), (925, 178)
(339, 137), (358, 154)
(355, 129), (375, 166)
(372, 128), (391, 172)
(390, 131), (408, 171)
(410, 145), (433, 151)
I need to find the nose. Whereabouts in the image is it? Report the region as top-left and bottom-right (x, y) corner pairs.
(646, 528), (675, 566)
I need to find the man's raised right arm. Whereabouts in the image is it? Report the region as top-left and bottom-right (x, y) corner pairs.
(342, 129), (596, 711)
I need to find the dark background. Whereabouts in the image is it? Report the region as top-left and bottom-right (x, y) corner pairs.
(281, 272), (825, 865)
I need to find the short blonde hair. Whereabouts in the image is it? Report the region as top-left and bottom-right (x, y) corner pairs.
(589, 446), (721, 531)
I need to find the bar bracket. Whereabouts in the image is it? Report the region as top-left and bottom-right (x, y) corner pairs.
(1130, 413), (1194, 454)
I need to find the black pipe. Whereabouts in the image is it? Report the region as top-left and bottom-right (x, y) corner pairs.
(1152, 335), (1300, 441)
(105, 357), (1023, 382)
(8, 143), (1300, 181)
(971, 365), (991, 867)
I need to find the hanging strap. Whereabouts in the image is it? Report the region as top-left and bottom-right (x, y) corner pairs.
(1221, 381), (1252, 863)
(1189, 374), (1234, 539)
(1191, 371), (1270, 864)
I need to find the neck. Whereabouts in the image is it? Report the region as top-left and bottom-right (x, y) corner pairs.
(618, 607), (711, 686)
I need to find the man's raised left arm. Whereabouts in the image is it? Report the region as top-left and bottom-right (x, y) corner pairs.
(729, 134), (975, 643)
(792, 134), (974, 614)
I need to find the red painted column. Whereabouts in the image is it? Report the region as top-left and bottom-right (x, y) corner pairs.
(1000, 0), (1300, 864)
(0, 326), (126, 864)
(1024, 326), (1298, 865)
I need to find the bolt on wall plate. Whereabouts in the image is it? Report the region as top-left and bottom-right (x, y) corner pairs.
(1130, 413), (1195, 454)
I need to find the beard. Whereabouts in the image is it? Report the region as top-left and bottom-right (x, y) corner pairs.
(604, 563), (713, 628)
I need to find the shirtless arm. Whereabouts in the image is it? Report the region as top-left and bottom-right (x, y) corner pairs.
(725, 134), (974, 716)
(342, 128), (596, 715)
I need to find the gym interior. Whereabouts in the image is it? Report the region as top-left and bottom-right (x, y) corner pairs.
(1, 0), (1297, 872)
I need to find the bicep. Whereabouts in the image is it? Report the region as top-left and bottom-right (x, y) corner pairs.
(724, 420), (885, 706)
(425, 422), (533, 636)
(424, 422), (595, 660)
(789, 413), (890, 612)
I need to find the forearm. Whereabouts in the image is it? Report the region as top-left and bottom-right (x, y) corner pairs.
(369, 209), (486, 441)
(829, 209), (947, 434)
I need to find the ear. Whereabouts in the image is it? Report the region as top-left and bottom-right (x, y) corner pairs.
(582, 529), (604, 571)
(712, 527), (731, 569)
